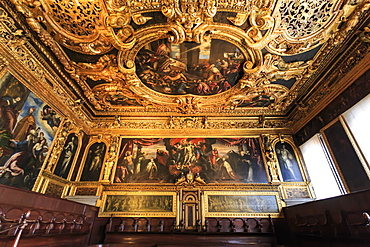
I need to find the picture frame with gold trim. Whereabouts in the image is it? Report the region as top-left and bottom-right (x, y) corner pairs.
(99, 191), (177, 217)
(203, 191), (282, 218)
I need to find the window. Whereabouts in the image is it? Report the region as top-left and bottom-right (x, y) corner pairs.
(342, 94), (370, 171)
(300, 134), (343, 199)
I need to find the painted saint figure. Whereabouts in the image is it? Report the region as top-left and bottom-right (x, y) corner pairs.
(0, 134), (32, 177)
(89, 145), (104, 172)
(220, 157), (238, 180)
(12, 108), (36, 142)
(276, 142), (302, 182)
(0, 95), (21, 135)
(123, 151), (134, 174)
(145, 158), (157, 179)
(208, 147), (220, 169)
(81, 143), (106, 181)
(58, 136), (77, 178)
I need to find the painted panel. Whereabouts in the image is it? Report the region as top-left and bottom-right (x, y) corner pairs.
(275, 141), (303, 182)
(0, 72), (61, 190)
(114, 138), (268, 184)
(323, 121), (370, 192)
(207, 195), (279, 213)
(54, 133), (78, 179)
(80, 142), (106, 181)
(99, 191), (176, 217)
(104, 195), (173, 213)
(135, 39), (244, 95)
(204, 191), (281, 217)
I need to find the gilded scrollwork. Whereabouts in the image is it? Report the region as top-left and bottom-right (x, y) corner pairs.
(261, 134), (280, 182)
(45, 119), (75, 171)
(4, 0), (368, 126)
(162, 0), (217, 31)
(266, 0), (354, 56)
(279, 0), (339, 39)
(102, 135), (120, 182)
(175, 96), (200, 114)
(168, 116), (208, 129)
(0, 10), (49, 82)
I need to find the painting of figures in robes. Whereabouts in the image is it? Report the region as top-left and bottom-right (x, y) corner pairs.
(80, 142), (106, 181)
(275, 141), (303, 182)
(207, 195), (279, 214)
(135, 39), (245, 95)
(99, 191), (177, 217)
(114, 138), (268, 184)
(103, 195), (173, 213)
(54, 133), (78, 179)
(0, 72), (61, 190)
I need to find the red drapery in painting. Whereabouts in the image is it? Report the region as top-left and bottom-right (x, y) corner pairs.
(118, 138), (261, 162)
(118, 138), (164, 161)
(217, 138), (263, 166)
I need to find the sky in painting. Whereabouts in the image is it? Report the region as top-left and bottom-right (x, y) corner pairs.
(16, 92), (56, 144)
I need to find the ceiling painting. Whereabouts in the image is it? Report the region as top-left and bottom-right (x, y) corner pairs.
(136, 39), (244, 96)
(9, 0), (366, 116)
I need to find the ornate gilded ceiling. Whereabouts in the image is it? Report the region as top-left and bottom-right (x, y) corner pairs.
(6, 0), (370, 122)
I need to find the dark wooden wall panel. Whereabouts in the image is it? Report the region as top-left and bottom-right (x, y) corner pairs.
(0, 184), (99, 247)
(283, 189), (370, 246)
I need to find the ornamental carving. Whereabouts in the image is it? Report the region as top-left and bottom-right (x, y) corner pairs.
(279, 0), (339, 39)
(7, 0), (368, 119)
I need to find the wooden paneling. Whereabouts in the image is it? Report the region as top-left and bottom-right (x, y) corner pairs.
(0, 184), (98, 247)
(104, 232), (277, 247)
(283, 189), (370, 246)
(104, 216), (277, 246)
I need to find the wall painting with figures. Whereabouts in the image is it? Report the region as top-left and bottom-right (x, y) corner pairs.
(54, 133), (78, 179)
(0, 71), (61, 190)
(80, 142), (106, 181)
(204, 191), (281, 217)
(99, 191), (176, 217)
(114, 137), (268, 184)
(135, 39), (244, 96)
(275, 141), (303, 182)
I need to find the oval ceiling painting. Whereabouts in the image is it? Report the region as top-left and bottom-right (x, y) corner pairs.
(135, 39), (245, 95)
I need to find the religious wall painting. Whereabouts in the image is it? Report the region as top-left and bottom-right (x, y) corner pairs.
(275, 141), (303, 182)
(99, 191), (176, 217)
(80, 142), (106, 181)
(322, 120), (370, 192)
(204, 192), (281, 217)
(0, 72), (61, 190)
(114, 138), (268, 184)
(135, 39), (244, 96)
(54, 133), (78, 179)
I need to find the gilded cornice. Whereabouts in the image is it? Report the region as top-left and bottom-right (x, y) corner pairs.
(103, 183), (282, 192)
(86, 116), (292, 134)
(41, 169), (71, 185)
(0, 1), (94, 129)
(289, 12), (370, 132)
